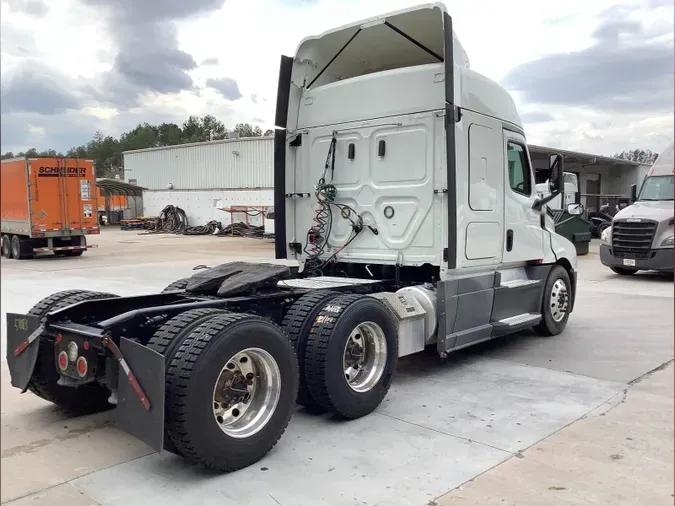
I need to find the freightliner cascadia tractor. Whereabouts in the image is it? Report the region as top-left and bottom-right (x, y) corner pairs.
(600, 142), (674, 275)
(5, 3), (581, 472)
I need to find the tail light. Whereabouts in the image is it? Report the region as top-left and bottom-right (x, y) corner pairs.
(76, 357), (88, 377)
(58, 351), (68, 371)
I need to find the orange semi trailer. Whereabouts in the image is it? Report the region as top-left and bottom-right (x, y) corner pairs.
(1, 157), (99, 259)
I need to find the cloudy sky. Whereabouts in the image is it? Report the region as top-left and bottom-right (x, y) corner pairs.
(1, 0), (673, 156)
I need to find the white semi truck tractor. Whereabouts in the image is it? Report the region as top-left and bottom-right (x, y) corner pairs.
(6, 3), (581, 473)
(600, 142), (674, 275)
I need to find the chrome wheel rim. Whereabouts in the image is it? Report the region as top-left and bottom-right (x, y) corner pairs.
(342, 321), (387, 393)
(550, 279), (569, 323)
(212, 347), (281, 439)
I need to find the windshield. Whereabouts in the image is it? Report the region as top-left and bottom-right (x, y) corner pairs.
(639, 175), (674, 201)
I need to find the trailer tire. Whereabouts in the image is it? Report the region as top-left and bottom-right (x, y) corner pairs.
(27, 290), (120, 414)
(63, 250), (84, 257)
(533, 265), (572, 337)
(161, 278), (190, 293)
(11, 235), (32, 260)
(2, 235), (11, 259)
(281, 290), (340, 413)
(164, 313), (298, 472)
(146, 308), (230, 455)
(303, 294), (398, 420)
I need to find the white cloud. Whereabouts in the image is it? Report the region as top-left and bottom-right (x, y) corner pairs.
(0, 0), (673, 156)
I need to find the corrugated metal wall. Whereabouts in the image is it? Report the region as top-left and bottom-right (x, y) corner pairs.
(143, 189), (273, 226)
(123, 137), (274, 190)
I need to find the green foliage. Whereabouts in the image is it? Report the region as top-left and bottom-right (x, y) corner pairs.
(233, 123), (262, 138)
(612, 149), (659, 164)
(1, 117), (267, 177)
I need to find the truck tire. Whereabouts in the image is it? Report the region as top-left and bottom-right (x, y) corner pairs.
(11, 235), (32, 260)
(27, 290), (120, 414)
(596, 222), (611, 237)
(610, 266), (638, 276)
(161, 278), (190, 293)
(146, 308), (230, 455)
(63, 250), (84, 257)
(281, 290), (340, 413)
(303, 294), (398, 420)
(533, 265), (572, 337)
(2, 235), (11, 259)
(164, 312), (298, 472)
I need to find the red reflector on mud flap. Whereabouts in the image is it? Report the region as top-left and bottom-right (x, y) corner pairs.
(13, 325), (44, 357)
(102, 335), (151, 411)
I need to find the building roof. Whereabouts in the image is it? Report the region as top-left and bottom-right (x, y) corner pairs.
(96, 178), (146, 197)
(528, 144), (644, 167)
(122, 135), (274, 156)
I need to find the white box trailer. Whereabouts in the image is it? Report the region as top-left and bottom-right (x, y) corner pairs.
(5, 3), (581, 474)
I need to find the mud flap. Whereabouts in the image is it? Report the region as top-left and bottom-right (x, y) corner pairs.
(115, 337), (165, 454)
(5, 313), (43, 392)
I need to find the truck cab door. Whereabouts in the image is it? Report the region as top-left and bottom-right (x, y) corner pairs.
(502, 130), (545, 265)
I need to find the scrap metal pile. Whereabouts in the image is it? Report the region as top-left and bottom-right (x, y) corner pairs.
(141, 205), (267, 238)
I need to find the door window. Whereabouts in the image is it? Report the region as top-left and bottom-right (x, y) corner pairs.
(507, 142), (532, 196)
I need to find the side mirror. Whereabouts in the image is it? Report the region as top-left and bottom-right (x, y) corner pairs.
(566, 203), (584, 216)
(630, 184), (637, 203)
(548, 154), (564, 194)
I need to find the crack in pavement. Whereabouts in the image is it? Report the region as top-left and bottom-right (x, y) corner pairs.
(628, 358), (674, 386)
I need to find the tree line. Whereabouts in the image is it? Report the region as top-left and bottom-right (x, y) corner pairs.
(1, 114), (661, 178)
(611, 149), (660, 165)
(1, 116), (274, 178)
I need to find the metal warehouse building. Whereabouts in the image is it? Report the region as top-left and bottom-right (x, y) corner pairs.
(123, 136), (651, 227)
(123, 136), (274, 227)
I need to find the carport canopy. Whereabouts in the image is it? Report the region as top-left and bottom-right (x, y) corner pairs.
(96, 178), (146, 221)
(96, 178), (146, 197)
(528, 144), (642, 180)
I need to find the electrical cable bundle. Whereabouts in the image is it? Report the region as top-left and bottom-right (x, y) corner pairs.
(303, 134), (337, 275)
(303, 132), (368, 276)
(217, 222), (265, 238)
(184, 220), (222, 235)
(145, 205), (190, 234)
(140, 204), (269, 238)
